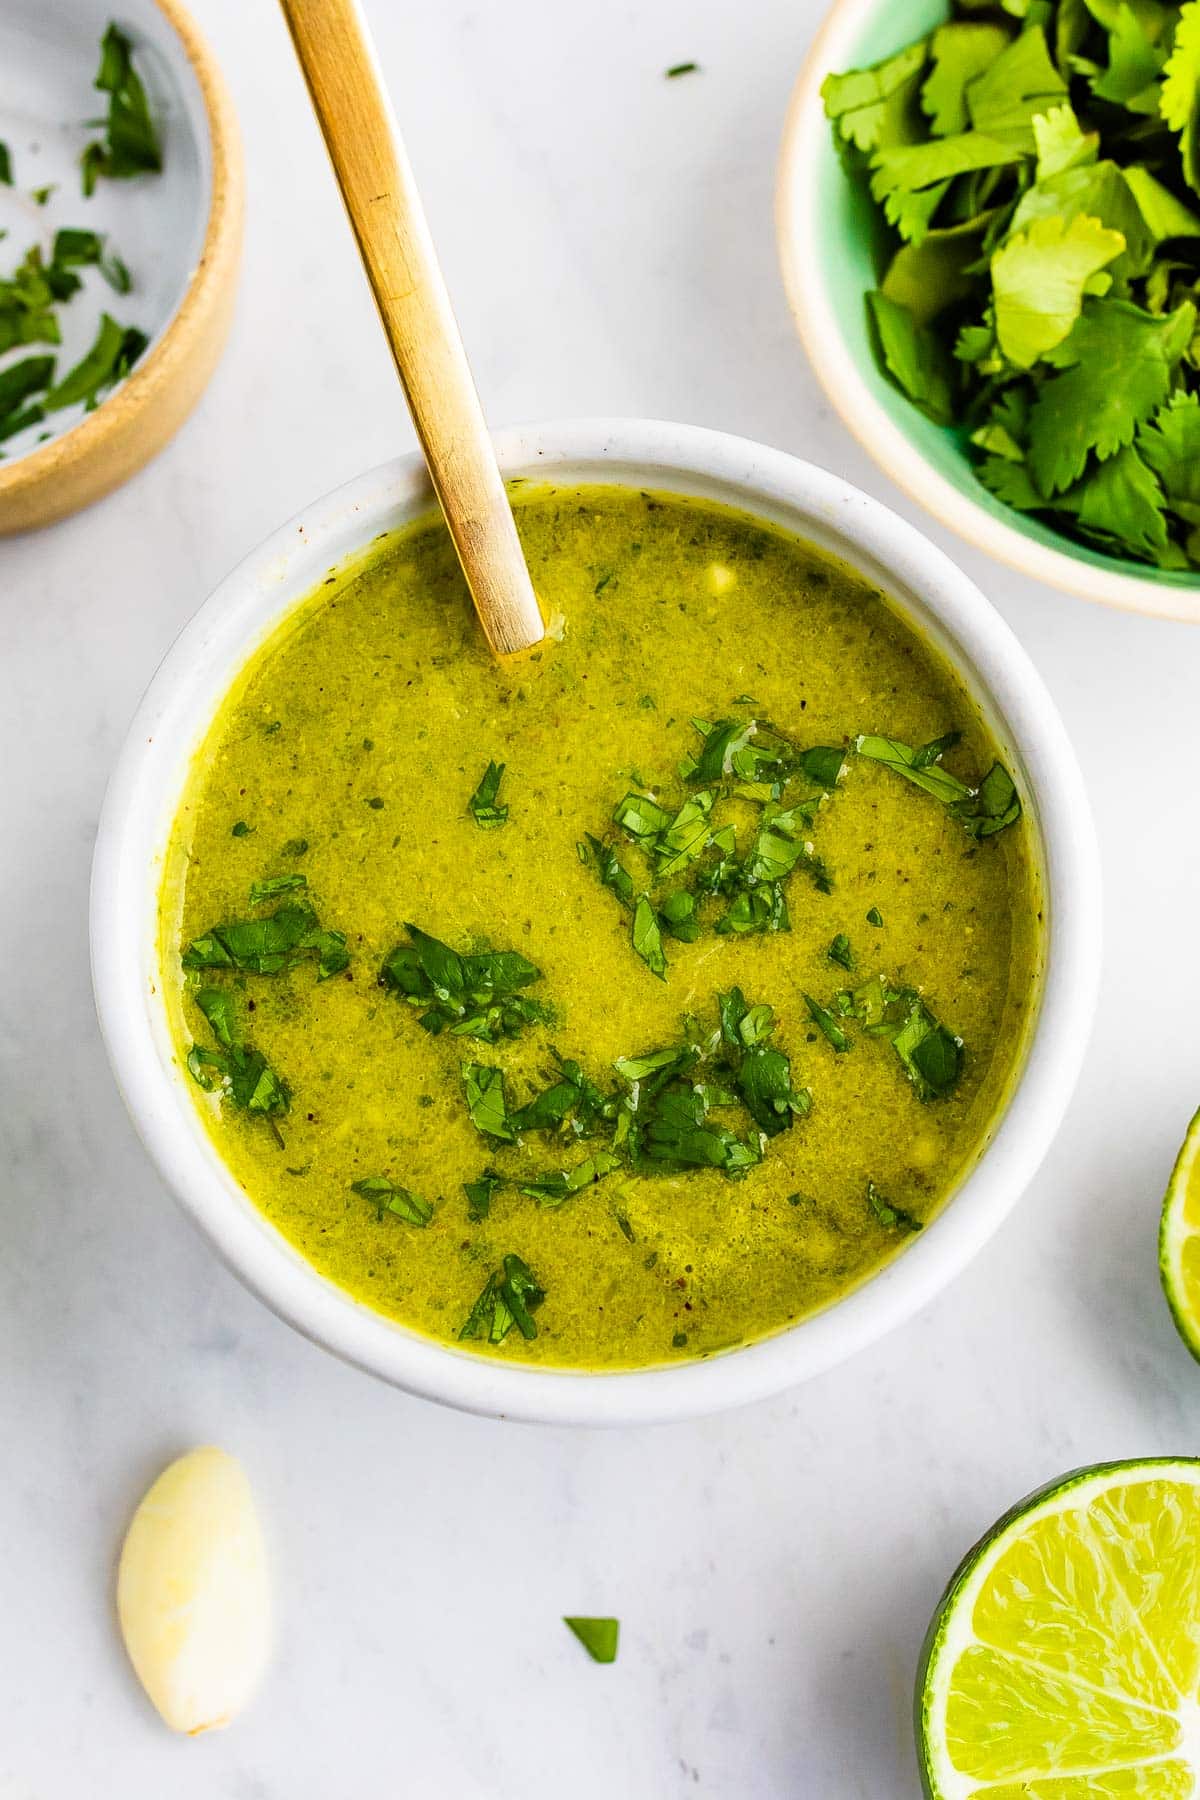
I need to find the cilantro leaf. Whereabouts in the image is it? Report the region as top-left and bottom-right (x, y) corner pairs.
(460, 1254), (545, 1344)
(468, 760), (508, 829)
(992, 214), (1125, 367)
(1027, 298), (1195, 494)
(81, 24), (163, 194)
(187, 987), (290, 1141)
(1138, 391), (1200, 514)
(964, 25), (1067, 150)
(464, 1171), (501, 1221)
(461, 1062), (515, 1141)
(1031, 105), (1098, 181)
(381, 925), (547, 1041)
(1162, 0), (1200, 194)
(563, 1617), (619, 1664)
(866, 291), (955, 423)
(1072, 442), (1169, 558)
(350, 1176), (433, 1227)
(921, 23), (1011, 137)
(632, 895), (667, 979)
(867, 1180), (924, 1233)
(821, 41), (929, 153)
(804, 993), (853, 1053)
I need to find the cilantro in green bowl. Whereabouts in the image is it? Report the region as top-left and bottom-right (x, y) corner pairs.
(781, 0), (1200, 603)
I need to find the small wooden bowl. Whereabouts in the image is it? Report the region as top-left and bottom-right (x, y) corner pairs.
(0, 0), (243, 534)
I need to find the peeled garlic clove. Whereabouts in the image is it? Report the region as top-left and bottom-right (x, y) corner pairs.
(117, 1446), (270, 1734)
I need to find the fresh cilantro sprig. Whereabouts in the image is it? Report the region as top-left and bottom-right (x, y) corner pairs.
(824, 1), (1200, 568)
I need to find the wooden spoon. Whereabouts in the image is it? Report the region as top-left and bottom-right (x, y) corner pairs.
(278, 0), (544, 658)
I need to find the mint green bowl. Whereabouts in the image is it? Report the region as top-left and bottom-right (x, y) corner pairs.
(776, 0), (1200, 621)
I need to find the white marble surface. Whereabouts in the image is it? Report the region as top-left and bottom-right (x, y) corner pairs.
(3, 1), (1199, 1793)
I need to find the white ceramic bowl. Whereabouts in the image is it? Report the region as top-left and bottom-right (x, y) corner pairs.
(777, 0), (1200, 621)
(91, 420), (1100, 1426)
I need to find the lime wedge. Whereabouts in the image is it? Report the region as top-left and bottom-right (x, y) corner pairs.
(916, 1460), (1200, 1798)
(1161, 1108), (1200, 1362)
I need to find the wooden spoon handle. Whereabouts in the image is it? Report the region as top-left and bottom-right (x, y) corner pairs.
(278, 0), (544, 658)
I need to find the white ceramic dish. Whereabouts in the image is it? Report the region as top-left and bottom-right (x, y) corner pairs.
(91, 420), (1100, 1426)
(776, 0), (1200, 622)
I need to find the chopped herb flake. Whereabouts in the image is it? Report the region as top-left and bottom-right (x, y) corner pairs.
(468, 760), (509, 829)
(351, 1176), (433, 1227)
(564, 1617), (620, 1662)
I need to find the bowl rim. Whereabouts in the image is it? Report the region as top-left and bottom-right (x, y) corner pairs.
(776, 0), (1200, 624)
(90, 417), (1101, 1426)
(0, 0), (243, 529)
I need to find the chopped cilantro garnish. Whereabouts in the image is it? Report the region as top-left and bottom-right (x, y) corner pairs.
(248, 873), (307, 904)
(468, 760), (508, 829)
(186, 988), (289, 1143)
(586, 715), (841, 973)
(824, 2), (1200, 566)
(564, 1617), (620, 1662)
(842, 973), (963, 1100)
(81, 24), (164, 196)
(231, 820), (252, 838)
(462, 1062), (515, 1141)
(381, 924), (548, 1041)
(0, 145), (10, 186)
(866, 906), (884, 927)
(867, 1180), (923, 1233)
(857, 734), (1021, 837)
(464, 1171), (501, 1221)
(351, 1176), (433, 1227)
(460, 1254), (545, 1343)
(183, 901), (349, 981)
(804, 992), (853, 1053)
(828, 932), (853, 970)
(631, 894), (667, 979)
(666, 61), (699, 78)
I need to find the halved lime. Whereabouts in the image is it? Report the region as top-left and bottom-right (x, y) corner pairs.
(916, 1460), (1200, 1798)
(1161, 1108), (1200, 1362)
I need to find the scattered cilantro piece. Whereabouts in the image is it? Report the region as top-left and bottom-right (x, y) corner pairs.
(183, 900), (349, 980)
(462, 1062), (515, 1141)
(856, 733), (1021, 838)
(632, 895), (667, 979)
(44, 312), (148, 411)
(351, 1176), (433, 1227)
(867, 907), (884, 927)
(249, 873), (307, 904)
(231, 820), (252, 838)
(468, 760), (508, 829)
(867, 1180), (924, 1232)
(186, 987), (290, 1143)
(81, 23), (164, 196)
(804, 993), (853, 1053)
(828, 933), (853, 971)
(666, 62), (698, 78)
(380, 924), (548, 1041)
(0, 145), (10, 186)
(464, 1171), (501, 1221)
(520, 1150), (621, 1205)
(460, 1254), (545, 1343)
(843, 974), (963, 1100)
(564, 1617), (619, 1663)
